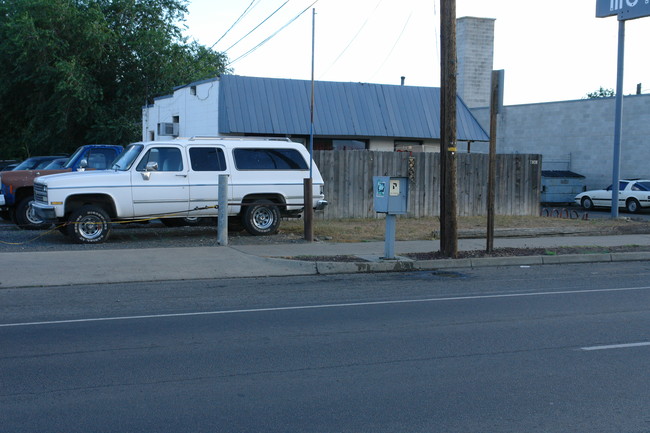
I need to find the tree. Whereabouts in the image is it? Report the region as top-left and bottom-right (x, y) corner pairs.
(585, 87), (615, 99)
(0, 0), (230, 158)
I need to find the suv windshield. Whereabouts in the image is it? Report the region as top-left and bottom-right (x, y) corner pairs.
(111, 144), (143, 171)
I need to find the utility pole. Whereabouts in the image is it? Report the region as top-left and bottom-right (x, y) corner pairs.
(439, 0), (458, 258)
(486, 70), (502, 252)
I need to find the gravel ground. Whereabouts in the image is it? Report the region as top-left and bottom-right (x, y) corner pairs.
(0, 219), (310, 252)
(3, 217), (650, 258)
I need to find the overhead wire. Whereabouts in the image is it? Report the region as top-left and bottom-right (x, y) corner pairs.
(228, 0), (320, 66)
(209, 0), (260, 50)
(224, 0), (292, 53)
(370, 12), (413, 80)
(319, 0), (385, 79)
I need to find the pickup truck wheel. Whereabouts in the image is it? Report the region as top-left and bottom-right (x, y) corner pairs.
(15, 196), (52, 230)
(242, 200), (280, 236)
(68, 205), (111, 244)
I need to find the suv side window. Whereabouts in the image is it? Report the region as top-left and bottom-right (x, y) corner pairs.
(234, 148), (308, 170)
(189, 147), (226, 171)
(136, 147), (183, 172)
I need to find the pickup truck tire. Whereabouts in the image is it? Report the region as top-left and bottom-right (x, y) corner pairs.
(15, 196), (52, 230)
(68, 205), (111, 244)
(242, 199), (280, 236)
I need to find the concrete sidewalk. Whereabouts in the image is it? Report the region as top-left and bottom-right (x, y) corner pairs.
(2, 233), (650, 288)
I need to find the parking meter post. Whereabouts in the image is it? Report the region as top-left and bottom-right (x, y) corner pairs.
(217, 174), (228, 246)
(384, 214), (396, 259)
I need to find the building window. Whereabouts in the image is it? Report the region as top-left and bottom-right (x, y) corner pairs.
(313, 138), (368, 150)
(394, 140), (423, 152)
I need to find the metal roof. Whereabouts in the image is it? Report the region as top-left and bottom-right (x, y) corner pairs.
(218, 75), (489, 142)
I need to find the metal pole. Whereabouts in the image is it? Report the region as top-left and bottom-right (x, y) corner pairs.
(304, 8), (316, 242)
(384, 214), (396, 259)
(309, 8), (315, 178)
(611, 19), (625, 219)
(217, 174), (228, 246)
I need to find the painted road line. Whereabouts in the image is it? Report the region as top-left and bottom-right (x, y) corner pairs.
(580, 342), (650, 351)
(2, 285), (650, 329)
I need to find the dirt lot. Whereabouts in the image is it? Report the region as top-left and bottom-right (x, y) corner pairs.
(280, 214), (650, 243)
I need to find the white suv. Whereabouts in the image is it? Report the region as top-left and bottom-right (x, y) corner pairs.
(33, 137), (327, 244)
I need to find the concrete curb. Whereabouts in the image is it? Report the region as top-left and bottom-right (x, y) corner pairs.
(308, 251), (650, 274)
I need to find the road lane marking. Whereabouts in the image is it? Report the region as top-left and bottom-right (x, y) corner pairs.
(2, 285), (650, 328)
(580, 342), (650, 351)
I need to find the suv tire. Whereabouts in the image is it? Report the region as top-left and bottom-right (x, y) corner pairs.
(68, 205), (112, 244)
(15, 195), (52, 230)
(242, 199), (280, 236)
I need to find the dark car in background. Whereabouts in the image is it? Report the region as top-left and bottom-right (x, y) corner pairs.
(0, 160), (19, 171)
(11, 155), (68, 171)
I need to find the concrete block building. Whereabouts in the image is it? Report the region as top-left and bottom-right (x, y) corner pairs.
(471, 94), (650, 189)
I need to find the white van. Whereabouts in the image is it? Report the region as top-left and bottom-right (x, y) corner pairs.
(33, 137), (327, 243)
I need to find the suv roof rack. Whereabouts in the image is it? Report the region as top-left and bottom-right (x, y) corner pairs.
(187, 135), (292, 142)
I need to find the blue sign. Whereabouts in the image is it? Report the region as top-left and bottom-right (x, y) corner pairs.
(597, 0), (650, 20)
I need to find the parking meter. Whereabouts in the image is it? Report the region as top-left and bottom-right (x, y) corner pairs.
(373, 176), (409, 258)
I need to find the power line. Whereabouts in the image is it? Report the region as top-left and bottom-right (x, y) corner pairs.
(319, 0), (385, 79)
(210, 0), (260, 50)
(370, 12), (413, 80)
(228, 0), (320, 66)
(224, 0), (292, 53)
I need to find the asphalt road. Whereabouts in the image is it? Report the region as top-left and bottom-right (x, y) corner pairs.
(2, 262), (650, 432)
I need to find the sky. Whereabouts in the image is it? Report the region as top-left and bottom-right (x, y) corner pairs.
(181, 0), (650, 106)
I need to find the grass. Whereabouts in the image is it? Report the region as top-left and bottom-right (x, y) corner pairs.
(276, 215), (650, 243)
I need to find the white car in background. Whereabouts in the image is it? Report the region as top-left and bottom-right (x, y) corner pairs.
(575, 179), (650, 213)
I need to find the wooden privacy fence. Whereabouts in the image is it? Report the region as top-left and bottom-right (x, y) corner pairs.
(313, 151), (541, 219)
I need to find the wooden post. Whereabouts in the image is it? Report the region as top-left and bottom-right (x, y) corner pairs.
(439, 0), (458, 258)
(486, 70), (501, 252)
(304, 178), (313, 241)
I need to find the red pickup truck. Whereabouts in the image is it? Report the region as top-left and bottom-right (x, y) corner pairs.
(0, 144), (123, 229)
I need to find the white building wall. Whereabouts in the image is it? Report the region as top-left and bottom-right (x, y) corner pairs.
(471, 94), (650, 189)
(142, 78), (220, 141)
(369, 139), (394, 151)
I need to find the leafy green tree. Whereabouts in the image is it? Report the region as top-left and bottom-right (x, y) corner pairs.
(0, 0), (230, 158)
(585, 87), (615, 99)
